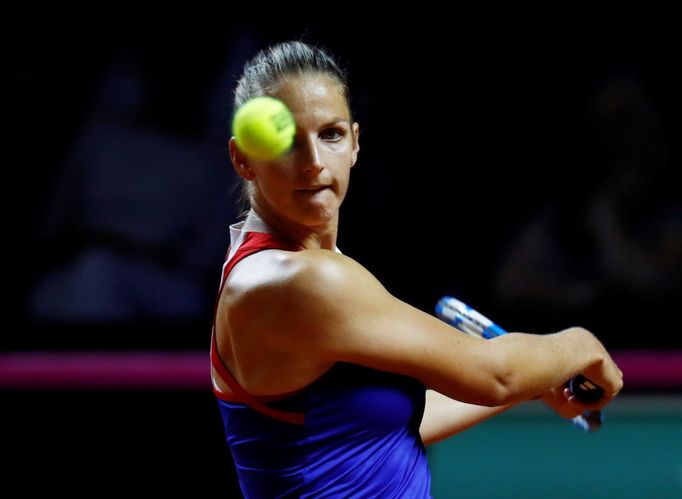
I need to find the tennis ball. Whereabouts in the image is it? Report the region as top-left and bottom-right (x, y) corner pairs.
(232, 96), (296, 161)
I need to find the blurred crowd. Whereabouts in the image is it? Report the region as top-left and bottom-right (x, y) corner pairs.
(16, 19), (680, 349)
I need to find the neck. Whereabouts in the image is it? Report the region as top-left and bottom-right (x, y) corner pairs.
(248, 201), (338, 251)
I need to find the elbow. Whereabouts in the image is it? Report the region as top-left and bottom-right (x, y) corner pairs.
(480, 375), (516, 407)
(459, 372), (516, 407)
(482, 344), (534, 406)
(484, 363), (523, 406)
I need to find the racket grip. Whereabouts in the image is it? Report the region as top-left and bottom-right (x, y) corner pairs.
(568, 374), (605, 404)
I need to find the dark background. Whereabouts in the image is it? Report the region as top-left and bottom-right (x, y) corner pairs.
(6, 7), (681, 496)
(10, 8), (681, 349)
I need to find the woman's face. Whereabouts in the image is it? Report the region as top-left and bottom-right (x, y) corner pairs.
(235, 74), (359, 229)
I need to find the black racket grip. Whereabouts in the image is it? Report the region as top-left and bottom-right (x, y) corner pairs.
(568, 375), (604, 403)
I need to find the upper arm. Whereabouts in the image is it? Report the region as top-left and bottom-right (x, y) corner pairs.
(420, 390), (513, 445)
(254, 250), (509, 406)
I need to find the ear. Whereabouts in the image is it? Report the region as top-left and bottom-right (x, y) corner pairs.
(351, 122), (360, 167)
(229, 137), (255, 180)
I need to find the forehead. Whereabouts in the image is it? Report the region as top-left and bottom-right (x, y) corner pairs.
(271, 74), (350, 123)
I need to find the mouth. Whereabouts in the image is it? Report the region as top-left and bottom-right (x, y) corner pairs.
(296, 185), (330, 193)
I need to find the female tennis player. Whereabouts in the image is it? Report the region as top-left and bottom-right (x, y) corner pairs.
(210, 40), (623, 498)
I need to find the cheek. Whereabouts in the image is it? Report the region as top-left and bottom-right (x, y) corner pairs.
(338, 170), (351, 197)
(252, 171), (290, 208)
(255, 164), (291, 191)
(327, 158), (351, 197)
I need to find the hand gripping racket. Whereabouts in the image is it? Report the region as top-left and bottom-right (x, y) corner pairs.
(435, 296), (604, 432)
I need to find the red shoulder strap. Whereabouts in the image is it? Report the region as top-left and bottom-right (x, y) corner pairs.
(210, 231), (305, 425)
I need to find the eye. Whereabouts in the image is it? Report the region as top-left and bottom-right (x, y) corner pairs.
(320, 128), (344, 142)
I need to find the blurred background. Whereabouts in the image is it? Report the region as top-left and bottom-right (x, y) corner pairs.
(5, 6), (681, 497)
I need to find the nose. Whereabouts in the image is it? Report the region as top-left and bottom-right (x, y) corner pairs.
(300, 135), (324, 174)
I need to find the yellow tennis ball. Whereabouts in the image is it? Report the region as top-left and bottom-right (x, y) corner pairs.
(232, 96), (296, 161)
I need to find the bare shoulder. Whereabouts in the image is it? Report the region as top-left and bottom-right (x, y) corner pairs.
(226, 248), (380, 300)
(215, 248), (388, 394)
(283, 249), (386, 296)
(224, 248), (385, 326)
(221, 248), (393, 359)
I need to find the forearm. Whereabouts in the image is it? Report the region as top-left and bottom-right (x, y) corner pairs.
(420, 389), (513, 446)
(489, 327), (613, 405)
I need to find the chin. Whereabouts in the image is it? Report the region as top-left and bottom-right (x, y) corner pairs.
(299, 206), (338, 226)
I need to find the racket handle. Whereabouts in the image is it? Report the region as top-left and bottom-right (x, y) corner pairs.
(568, 374), (605, 404)
(567, 376), (605, 433)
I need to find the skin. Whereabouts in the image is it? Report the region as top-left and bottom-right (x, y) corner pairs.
(213, 73), (623, 445)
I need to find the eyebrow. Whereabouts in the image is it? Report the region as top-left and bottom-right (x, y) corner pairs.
(320, 118), (350, 127)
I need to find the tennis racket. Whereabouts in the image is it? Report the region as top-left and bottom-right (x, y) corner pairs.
(435, 295), (604, 432)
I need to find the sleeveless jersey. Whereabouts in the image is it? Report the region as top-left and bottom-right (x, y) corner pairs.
(211, 216), (431, 498)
